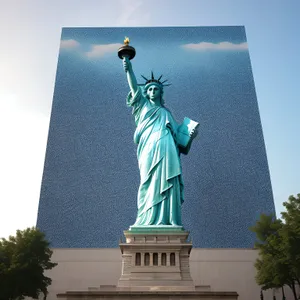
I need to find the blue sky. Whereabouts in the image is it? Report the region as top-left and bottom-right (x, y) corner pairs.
(0, 0), (299, 238)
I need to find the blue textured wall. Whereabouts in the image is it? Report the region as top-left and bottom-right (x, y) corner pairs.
(37, 26), (275, 248)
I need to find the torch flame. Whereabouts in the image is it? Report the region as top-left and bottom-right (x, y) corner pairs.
(124, 36), (130, 45)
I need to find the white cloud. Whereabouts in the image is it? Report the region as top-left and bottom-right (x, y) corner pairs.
(117, 0), (148, 26)
(60, 39), (80, 49)
(86, 43), (123, 58)
(182, 41), (248, 51)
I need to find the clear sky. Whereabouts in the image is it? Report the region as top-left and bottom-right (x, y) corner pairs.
(0, 0), (299, 239)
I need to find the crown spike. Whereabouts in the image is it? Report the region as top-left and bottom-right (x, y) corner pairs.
(151, 71), (154, 80)
(163, 83), (172, 86)
(141, 75), (149, 81)
(161, 79), (168, 84)
(158, 75), (163, 81)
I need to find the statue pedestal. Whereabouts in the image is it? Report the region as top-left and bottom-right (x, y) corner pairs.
(57, 227), (239, 299)
(118, 227), (195, 291)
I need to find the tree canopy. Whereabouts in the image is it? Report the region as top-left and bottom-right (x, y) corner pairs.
(250, 194), (300, 300)
(0, 227), (57, 300)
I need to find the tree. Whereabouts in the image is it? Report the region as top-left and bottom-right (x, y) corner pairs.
(281, 194), (300, 286)
(0, 227), (57, 300)
(250, 194), (300, 300)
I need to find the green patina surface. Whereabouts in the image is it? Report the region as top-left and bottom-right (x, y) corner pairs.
(121, 47), (198, 228)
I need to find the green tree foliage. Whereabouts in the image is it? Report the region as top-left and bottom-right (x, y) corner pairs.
(250, 194), (300, 300)
(281, 194), (300, 287)
(0, 227), (57, 300)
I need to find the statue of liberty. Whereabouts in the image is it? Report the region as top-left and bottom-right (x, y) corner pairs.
(120, 39), (198, 228)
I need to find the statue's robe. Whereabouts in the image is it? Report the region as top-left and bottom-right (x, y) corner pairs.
(127, 88), (184, 226)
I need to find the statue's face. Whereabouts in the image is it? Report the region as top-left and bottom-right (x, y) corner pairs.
(147, 85), (161, 104)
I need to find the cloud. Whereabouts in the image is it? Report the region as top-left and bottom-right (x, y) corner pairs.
(117, 0), (147, 26)
(86, 43), (123, 58)
(60, 39), (80, 49)
(181, 41), (248, 51)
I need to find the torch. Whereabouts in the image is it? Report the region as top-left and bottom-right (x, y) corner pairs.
(118, 37), (136, 60)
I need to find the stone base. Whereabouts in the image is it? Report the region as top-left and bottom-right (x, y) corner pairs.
(57, 290), (238, 299)
(56, 229), (239, 299)
(118, 228), (195, 290)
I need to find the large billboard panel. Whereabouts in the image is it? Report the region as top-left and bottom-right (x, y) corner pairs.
(37, 26), (275, 248)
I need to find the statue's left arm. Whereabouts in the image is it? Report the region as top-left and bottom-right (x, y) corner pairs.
(175, 119), (198, 155)
(180, 129), (198, 155)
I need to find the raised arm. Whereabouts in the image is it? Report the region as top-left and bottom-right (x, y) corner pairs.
(123, 57), (138, 96)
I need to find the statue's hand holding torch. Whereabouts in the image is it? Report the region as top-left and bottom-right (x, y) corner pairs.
(123, 56), (132, 73)
(118, 37), (137, 93)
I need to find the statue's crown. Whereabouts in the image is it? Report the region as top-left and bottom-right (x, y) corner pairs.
(138, 72), (171, 88)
